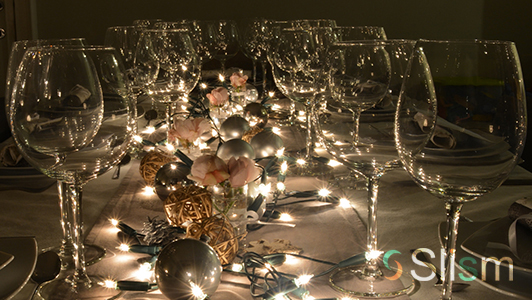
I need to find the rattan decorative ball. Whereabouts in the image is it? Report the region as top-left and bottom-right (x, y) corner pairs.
(186, 214), (239, 265)
(164, 185), (213, 227)
(139, 149), (177, 186)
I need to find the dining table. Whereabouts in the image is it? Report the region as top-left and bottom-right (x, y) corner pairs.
(1, 96), (531, 300)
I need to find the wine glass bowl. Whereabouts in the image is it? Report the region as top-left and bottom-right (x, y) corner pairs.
(212, 20), (240, 77)
(395, 39), (527, 300)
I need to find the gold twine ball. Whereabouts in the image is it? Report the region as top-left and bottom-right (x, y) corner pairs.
(139, 149), (177, 186)
(186, 214), (238, 265)
(164, 185), (213, 226)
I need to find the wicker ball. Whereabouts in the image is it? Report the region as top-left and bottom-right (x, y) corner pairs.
(139, 149), (177, 186)
(164, 185), (213, 226)
(186, 214), (239, 265)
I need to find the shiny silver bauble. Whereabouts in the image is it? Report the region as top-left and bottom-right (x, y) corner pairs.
(249, 130), (284, 159)
(244, 102), (269, 128)
(220, 116), (250, 140)
(155, 238), (222, 300)
(154, 161), (193, 201)
(217, 139), (255, 160)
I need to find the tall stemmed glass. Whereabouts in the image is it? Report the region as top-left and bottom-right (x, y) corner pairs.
(212, 20), (240, 78)
(10, 46), (134, 299)
(239, 18), (270, 96)
(314, 40), (415, 297)
(271, 28), (326, 174)
(141, 28), (201, 144)
(395, 40), (527, 300)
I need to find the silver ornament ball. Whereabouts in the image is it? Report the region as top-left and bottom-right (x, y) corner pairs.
(220, 116), (250, 140)
(250, 130), (284, 159)
(217, 139), (255, 160)
(154, 162), (193, 201)
(244, 102), (269, 128)
(155, 238), (222, 300)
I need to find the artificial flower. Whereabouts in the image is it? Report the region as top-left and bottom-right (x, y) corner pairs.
(230, 72), (248, 92)
(206, 87), (229, 107)
(188, 155), (230, 186)
(227, 156), (261, 187)
(168, 117), (211, 146)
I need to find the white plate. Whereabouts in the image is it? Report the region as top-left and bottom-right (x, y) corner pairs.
(0, 167), (56, 192)
(440, 218), (532, 299)
(0, 250), (14, 271)
(0, 236), (38, 300)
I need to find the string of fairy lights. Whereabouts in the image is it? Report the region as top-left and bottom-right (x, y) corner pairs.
(91, 75), (371, 299)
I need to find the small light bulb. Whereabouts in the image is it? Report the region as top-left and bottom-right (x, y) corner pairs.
(133, 135), (143, 143)
(118, 244), (130, 252)
(279, 213), (292, 222)
(295, 274), (313, 286)
(318, 188), (331, 197)
(110, 219), (119, 226)
(339, 198), (351, 208)
(275, 146), (284, 156)
(142, 126), (156, 134)
(327, 159), (342, 167)
(296, 159), (306, 166)
(280, 161), (288, 173)
(276, 182), (286, 192)
(366, 250), (383, 261)
(218, 73), (225, 82)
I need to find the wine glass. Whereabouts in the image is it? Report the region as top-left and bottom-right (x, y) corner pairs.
(313, 40), (416, 297)
(239, 18), (270, 97)
(271, 27), (328, 175)
(212, 20), (240, 78)
(3, 37), (109, 265)
(395, 40), (527, 300)
(140, 28), (201, 144)
(333, 26), (387, 41)
(9, 46), (134, 299)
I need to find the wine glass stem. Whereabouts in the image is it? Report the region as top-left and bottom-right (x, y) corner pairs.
(65, 181), (91, 287)
(58, 181), (74, 271)
(352, 109), (362, 146)
(364, 175), (382, 276)
(165, 103), (172, 143)
(442, 202), (463, 300)
(260, 60), (268, 98)
(252, 60), (257, 85)
(304, 104), (313, 160)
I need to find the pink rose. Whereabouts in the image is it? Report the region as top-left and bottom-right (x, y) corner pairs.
(188, 155), (230, 186)
(230, 72), (248, 91)
(206, 87), (229, 107)
(168, 117), (211, 144)
(227, 156), (261, 188)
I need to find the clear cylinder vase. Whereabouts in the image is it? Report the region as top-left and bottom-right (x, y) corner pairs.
(210, 183), (250, 248)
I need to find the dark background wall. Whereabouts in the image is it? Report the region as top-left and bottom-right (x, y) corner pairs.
(17, 0), (532, 170)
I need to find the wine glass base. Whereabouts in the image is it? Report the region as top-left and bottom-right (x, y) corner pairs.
(43, 244), (106, 266)
(329, 172), (367, 191)
(33, 274), (121, 300)
(329, 265), (415, 298)
(288, 159), (333, 178)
